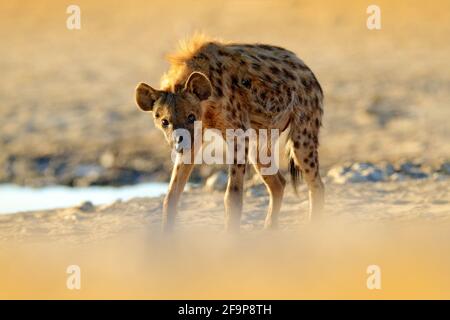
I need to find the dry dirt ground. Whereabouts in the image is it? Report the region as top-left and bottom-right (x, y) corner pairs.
(1, 180), (449, 243)
(1, 180), (450, 299)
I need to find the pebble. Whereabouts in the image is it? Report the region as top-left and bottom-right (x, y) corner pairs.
(440, 162), (450, 175)
(246, 184), (267, 197)
(205, 171), (228, 191)
(361, 167), (386, 182)
(390, 173), (407, 182)
(327, 161), (438, 184)
(76, 201), (95, 212)
(100, 151), (115, 169)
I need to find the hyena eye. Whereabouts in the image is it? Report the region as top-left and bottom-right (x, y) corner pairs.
(161, 119), (169, 128)
(187, 114), (196, 124)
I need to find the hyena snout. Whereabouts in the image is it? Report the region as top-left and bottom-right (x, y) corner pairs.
(172, 128), (193, 153)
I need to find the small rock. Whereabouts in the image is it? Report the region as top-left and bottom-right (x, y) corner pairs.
(247, 184), (266, 197)
(399, 161), (428, 179)
(361, 167), (385, 182)
(74, 164), (104, 179)
(77, 201), (95, 212)
(344, 171), (368, 183)
(409, 171), (428, 179)
(390, 173), (407, 182)
(100, 151), (115, 169)
(327, 166), (350, 180)
(205, 171), (228, 191)
(34, 156), (51, 173)
(351, 162), (375, 171)
(73, 164), (105, 186)
(332, 176), (348, 184)
(440, 162), (450, 175)
(383, 163), (395, 176)
(432, 173), (447, 181)
(399, 161), (419, 173)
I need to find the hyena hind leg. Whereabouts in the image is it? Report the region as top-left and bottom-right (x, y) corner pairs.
(289, 130), (325, 221)
(253, 163), (286, 229)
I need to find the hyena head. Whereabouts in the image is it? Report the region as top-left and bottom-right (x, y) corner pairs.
(135, 72), (212, 153)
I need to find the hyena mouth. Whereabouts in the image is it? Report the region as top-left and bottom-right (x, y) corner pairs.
(175, 141), (191, 153)
(175, 143), (184, 153)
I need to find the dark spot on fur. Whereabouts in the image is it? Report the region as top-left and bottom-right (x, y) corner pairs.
(249, 54), (261, 62)
(283, 69), (296, 81)
(259, 44), (275, 51)
(270, 66), (280, 75)
(302, 79), (312, 93)
(287, 61), (298, 69)
(231, 75), (239, 88)
(263, 73), (273, 82)
(218, 49), (230, 57)
(196, 53), (208, 60)
(252, 63), (261, 71)
(215, 86), (223, 97)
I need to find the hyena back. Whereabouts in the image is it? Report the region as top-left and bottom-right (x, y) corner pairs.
(135, 36), (324, 231)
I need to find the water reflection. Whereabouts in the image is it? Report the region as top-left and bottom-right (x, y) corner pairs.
(0, 183), (168, 214)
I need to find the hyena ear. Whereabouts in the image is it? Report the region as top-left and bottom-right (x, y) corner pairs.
(184, 72), (212, 101)
(135, 82), (162, 112)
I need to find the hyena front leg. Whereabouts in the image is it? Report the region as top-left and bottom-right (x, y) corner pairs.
(224, 163), (246, 232)
(162, 154), (194, 232)
(223, 112), (251, 232)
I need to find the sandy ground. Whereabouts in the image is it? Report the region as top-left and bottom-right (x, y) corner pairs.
(1, 180), (450, 299)
(0, 0), (449, 299)
(1, 180), (449, 243)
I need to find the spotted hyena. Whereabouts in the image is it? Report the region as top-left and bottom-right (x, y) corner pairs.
(135, 36), (324, 232)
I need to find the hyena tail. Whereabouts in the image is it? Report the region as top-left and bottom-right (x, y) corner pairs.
(286, 126), (302, 195)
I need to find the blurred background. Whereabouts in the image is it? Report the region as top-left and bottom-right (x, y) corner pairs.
(1, 0), (450, 299)
(0, 0), (449, 187)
